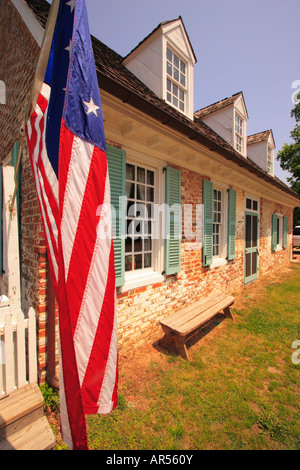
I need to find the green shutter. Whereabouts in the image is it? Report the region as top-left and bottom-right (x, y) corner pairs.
(202, 179), (213, 266)
(106, 145), (126, 287)
(272, 213), (277, 252)
(227, 188), (237, 261)
(283, 216), (288, 249)
(165, 166), (181, 275)
(0, 166), (2, 274)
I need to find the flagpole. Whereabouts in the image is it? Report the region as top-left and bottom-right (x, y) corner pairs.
(10, 0), (60, 213)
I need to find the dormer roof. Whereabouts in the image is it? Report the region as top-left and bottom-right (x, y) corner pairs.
(122, 16), (197, 65)
(247, 129), (276, 148)
(194, 91), (248, 121)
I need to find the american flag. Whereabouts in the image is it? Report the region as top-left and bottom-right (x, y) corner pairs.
(26, 0), (118, 450)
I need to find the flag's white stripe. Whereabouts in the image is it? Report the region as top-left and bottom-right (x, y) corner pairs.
(29, 103), (58, 282)
(58, 338), (73, 450)
(74, 173), (112, 386)
(40, 83), (59, 205)
(97, 305), (118, 413)
(61, 136), (94, 280)
(33, 98), (59, 262)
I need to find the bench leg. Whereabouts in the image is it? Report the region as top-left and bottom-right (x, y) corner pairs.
(158, 333), (174, 350)
(224, 306), (235, 321)
(174, 336), (190, 361)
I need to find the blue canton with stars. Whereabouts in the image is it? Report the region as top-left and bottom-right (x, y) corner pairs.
(45, 0), (106, 177)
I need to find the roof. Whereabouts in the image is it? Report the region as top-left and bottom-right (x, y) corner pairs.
(22, 0), (300, 202)
(194, 91), (249, 120)
(123, 16), (197, 64)
(247, 130), (276, 148)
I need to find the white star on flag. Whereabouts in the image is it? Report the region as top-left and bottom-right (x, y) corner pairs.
(83, 97), (100, 117)
(65, 39), (72, 58)
(66, 0), (75, 13)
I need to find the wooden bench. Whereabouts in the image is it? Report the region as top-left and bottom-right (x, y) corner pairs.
(159, 292), (235, 361)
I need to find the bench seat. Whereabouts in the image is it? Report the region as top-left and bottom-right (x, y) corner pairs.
(159, 292), (235, 360)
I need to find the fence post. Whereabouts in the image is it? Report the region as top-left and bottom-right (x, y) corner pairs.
(16, 309), (26, 389)
(27, 307), (37, 384)
(4, 313), (14, 393)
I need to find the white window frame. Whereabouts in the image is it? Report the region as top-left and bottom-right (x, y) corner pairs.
(165, 45), (187, 114)
(211, 182), (228, 267)
(120, 155), (165, 292)
(235, 112), (244, 154)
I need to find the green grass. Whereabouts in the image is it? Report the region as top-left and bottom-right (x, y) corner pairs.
(51, 265), (300, 450)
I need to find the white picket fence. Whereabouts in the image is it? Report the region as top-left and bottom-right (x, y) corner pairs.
(0, 298), (37, 396)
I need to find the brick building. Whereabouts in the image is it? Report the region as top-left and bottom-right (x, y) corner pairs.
(1, 0), (299, 383)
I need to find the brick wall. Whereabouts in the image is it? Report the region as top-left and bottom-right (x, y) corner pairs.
(116, 165), (294, 352)
(0, 0), (51, 382)
(0, 0), (40, 161)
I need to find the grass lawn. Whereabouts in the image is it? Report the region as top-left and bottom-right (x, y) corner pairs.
(47, 264), (300, 450)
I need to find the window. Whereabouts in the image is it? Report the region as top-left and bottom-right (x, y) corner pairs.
(267, 145), (273, 174)
(235, 112), (243, 153)
(203, 180), (236, 267)
(213, 189), (222, 256)
(166, 47), (186, 112)
(272, 214), (288, 251)
(125, 163), (155, 272)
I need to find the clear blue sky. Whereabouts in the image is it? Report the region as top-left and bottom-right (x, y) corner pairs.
(50, 0), (300, 184)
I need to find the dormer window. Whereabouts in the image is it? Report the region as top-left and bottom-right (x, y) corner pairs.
(267, 145), (274, 174)
(123, 17), (196, 120)
(235, 112), (243, 153)
(166, 47), (186, 112)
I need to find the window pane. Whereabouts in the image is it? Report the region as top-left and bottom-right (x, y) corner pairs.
(126, 163), (134, 180)
(134, 237), (143, 253)
(167, 92), (172, 103)
(135, 254), (143, 270)
(173, 96), (178, 107)
(179, 89), (184, 101)
(144, 252), (151, 268)
(179, 101), (184, 111)
(180, 61), (185, 73)
(167, 79), (172, 92)
(246, 198), (252, 210)
(125, 255), (134, 271)
(253, 200), (258, 211)
(252, 215), (258, 247)
(126, 181), (134, 199)
(246, 214), (251, 248)
(144, 237), (152, 251)
(167, 48), (172, 61)
(147, 186), (154, 202)
(137, 184), (145, 201)
(174, 67), (179, 81)
(137, 167), (145, 183)
(173, 83), (178, 96)
(246, 253), (251, 277)
(180, 73), (185, 86)
(167, 62), (172, 76)
(252, 252), (257, 275)
(147, 170), (154, 185)
(125, 237), (132, 253)
(174, 54), (179, 68)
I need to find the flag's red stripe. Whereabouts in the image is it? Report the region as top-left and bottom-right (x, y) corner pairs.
(64, 145), (107, 336)
(80, 243), (117, 413)
(37, 156), (59, 227)
(57, 228), (89, 450)
(27, 96), (59, 297)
